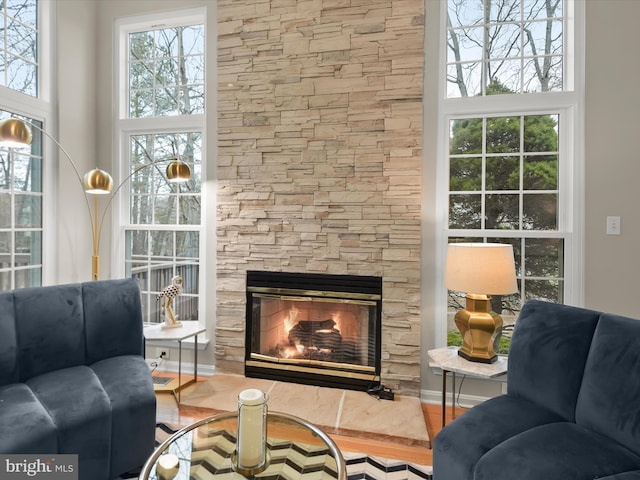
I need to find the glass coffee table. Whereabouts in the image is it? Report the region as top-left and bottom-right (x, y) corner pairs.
(140, 411), (346, 480)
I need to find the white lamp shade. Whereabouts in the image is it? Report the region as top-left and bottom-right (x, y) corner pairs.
(445, 243), (518, 295)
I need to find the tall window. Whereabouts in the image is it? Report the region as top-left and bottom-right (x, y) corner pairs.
(441, 0), (582, 350)
(118, 11), (205, 323)
(0, 0), (47, 290)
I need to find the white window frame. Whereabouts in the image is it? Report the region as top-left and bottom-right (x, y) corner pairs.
(112, 8), (206, 326)
(434, 0), (585, 347)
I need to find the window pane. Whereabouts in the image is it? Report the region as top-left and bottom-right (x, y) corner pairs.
(488, 24), (521, 60)
(6, 0), (37, 28)
(525, 279), (563, 303)
(0, 271), (9, 290)
(1, 0), (38, 97)
(15, 267), (40, 289)
(153, 195), (177, 224)
(7, 17), (37, 62)
(448, 1), (483, 27)
(446, 0), (564, 97)
(126, 230), (149, 257)
(523, 155), (557, 190)
(523, 55), (563, 92)
(12, 153), (41, 191)
(524, 0), (563, 20)
(178, 195), (201, 225)
(176, 231), (199, 258)
(0, 193), (10, 227)
(450, 156), (482, 191)
(486, 156), (519, 190)
(524, 114), (558, 151)
(523, 19), (563, 58)
(524, 238), (563, 278)
(486, 193), (519, 229)
(447, 27), (483, 63)
(489, 0), (520, 22)
(6, 54), (37, 96)
(15, 193), (41, 227)
(447, 63), (482, 98)
(0, 231), (10, 268)
(449, 194), (481, 229)
(523, 193), (557, 230)
(486, 116), (520, 153)
(130, 60), (153, 89)
(152, 230), (174, 257)
(128, 24), (205, 118)
(488, 59), (522, 94)
(15, 230), (41, 266)
(450, 118), (482, 155)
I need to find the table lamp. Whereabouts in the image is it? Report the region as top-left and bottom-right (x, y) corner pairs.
(445, 243), (518, 363)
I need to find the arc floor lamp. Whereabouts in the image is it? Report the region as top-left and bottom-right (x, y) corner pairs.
(0, 117), (191, 281)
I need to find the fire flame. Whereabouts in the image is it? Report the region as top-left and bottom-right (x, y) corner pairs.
(331, 311), (342, 332)
(284, 307), (299, 334)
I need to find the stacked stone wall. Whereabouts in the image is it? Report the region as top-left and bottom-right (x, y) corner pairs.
(216, 0), (424, 395)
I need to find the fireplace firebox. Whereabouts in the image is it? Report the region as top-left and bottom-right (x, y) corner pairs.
(245, 271), (382, 391)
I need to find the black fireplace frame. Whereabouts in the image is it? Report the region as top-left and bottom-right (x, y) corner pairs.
(245, 270), (382, 391)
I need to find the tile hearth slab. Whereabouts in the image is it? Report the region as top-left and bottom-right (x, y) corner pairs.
(339, 391), (429, 447)
(178, 373), (429, 448)
(267, 381), (344, 429)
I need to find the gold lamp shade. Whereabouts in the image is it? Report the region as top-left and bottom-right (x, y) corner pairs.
(0, 118), (33, 147)
(445, 243), (518, 363)
(83, 169), (113, 194)
(166, 160), (191, 183)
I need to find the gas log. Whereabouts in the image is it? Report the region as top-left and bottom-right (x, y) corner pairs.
(288, 319), (343, 351)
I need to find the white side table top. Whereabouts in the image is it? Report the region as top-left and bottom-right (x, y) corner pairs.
(144, 320), (205, 341)
(428, 346), (508, 379)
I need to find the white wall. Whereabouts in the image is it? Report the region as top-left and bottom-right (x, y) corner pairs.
(56, 0), (98, 283)
(584, 0), (640, 317)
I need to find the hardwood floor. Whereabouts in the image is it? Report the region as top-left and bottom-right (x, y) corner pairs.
(155, 388), (467, 466)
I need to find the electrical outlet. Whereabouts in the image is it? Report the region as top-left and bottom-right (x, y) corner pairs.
(606, 216), (621, 235)
(158, 349), (169, 360)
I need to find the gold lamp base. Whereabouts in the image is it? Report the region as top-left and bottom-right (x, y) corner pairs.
(454, 294), (503, 364)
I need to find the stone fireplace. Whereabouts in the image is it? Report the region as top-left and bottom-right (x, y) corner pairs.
(215, 0), (424, 396)
(245, 270), (382, 390)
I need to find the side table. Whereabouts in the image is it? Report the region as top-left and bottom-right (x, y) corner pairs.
(428, 346), (508, 427)
(144, 321), (206, 404)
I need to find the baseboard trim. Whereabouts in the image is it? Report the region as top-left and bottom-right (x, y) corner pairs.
(150, 360), (216, 377)
(420, 388), (491, 409)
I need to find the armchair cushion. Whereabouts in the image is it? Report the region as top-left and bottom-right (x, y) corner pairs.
(474, 423), (640, 480)
(507, 300), (600, 421)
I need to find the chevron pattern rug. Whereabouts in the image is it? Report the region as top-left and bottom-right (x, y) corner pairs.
(118, 423), (433, 480)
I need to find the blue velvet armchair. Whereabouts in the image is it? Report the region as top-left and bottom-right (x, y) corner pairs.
(0, 278), (156, 480)
(434, 300), (640, 480)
